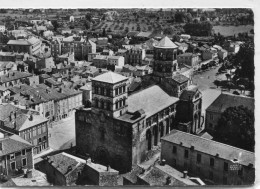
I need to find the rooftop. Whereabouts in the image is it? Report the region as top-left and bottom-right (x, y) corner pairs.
(161, 130), (255, 167)
(47, 152), (85, 176)
(154, 36), (178, 49)
(92, 71), (128, 84)
(206, 93), (254, 113)
(0, 134), (33, 156)
(127, 85), (179, 118)
(172, 74), (189, 84)
(0, 71), (33, 83)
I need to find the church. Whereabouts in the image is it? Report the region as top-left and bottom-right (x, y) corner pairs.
(75, 36), (203, 173)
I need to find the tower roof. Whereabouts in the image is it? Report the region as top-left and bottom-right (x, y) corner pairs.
(154, 36), (178, 49)
(92, 71), (128, 84)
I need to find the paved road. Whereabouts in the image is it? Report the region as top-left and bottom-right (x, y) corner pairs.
(48, 113), (76, 151)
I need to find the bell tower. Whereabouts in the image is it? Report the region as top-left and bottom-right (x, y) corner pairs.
(153, 36), (179, 78)
(92, 71), (128, 118)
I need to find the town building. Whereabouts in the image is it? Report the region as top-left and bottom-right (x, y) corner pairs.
(0, 104), (49, 155)
(205, 93), (254, 135)
(0, 22), (6, 32)
(7, 37), (42, 55)
(134, 65), (153, 77)
(201, 49), (218, 61)
(161, 130), (255, 185)
(125, 47), (146, 66)
(50, 37), (96, 61)
(0, 133), (34, 177)
(0, 71), (33, 88)
(76, 71), (179, 173)
(37, 152), (119, 186)
(177, 53), (199, 67)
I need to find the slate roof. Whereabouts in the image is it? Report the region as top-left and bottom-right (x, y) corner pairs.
(127, 85), (179, 117)
(0, 134), (33, 156)
(206, 93), (254, 113)
(47, 152), (86, 176)
(92, 71), (128, 84)
(161, 130), (255, 167)
(154, 36), (178, 49)
(172, 74), (189, 84)
(0, 71), (32, 83)
(138, 166), (188, 186)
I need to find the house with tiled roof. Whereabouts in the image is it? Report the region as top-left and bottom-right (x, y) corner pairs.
(7, 37), (42, 55)
(161, 129), (255, 185)
(0, 104), (49, 155)
(0, 133), (34, 177)
(37, 152), (119, 186)
(0, 71), (33, 88)
(177, 53), (199, 68)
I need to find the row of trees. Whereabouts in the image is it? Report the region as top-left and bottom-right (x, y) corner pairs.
(183, 21), (213, 36)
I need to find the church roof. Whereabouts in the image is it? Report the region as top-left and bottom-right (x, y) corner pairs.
(127, 85), (179, 117)
(92, 71), (128, 84)
(154, 36), (178, 49)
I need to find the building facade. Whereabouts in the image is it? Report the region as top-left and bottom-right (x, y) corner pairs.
(76, 72), (179, 173)
(161, 130), (255, 185)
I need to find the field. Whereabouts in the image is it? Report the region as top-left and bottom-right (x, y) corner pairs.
(213, 25), (253, 36)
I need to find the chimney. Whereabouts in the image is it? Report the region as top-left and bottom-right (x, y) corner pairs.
(190, 146), (194, 150)
(26, 169), (33, 178)
(67, 165), (72, 172)
(216, 153), (219, 157)
(183, 171), (188, 178)
(99, 68), (102, 73)
(160, 159), (166, 166)
(28, 114), (33, 121)
(106, 165), (110, 171)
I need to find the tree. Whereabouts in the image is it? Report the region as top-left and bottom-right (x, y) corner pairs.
(163, 27), (174, 35)
(52, 20), (59, 31)
(186, 13), (193, 23)
(84, 20), (90, 30)
(85, 13), (92, 21)
(215, 106), (254, 152)
(175, 12), (186, 23)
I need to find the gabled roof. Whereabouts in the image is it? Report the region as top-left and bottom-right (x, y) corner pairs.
(206, 93), (254, 113)
(172, 74), (189, 84)
(154, 36), (178, 49)
(92, 71), (128, 84)
(0, 134), (33, 156)
(162, 130), (255, 167)
(47, 152), (85, 176)
(127, 85), (179, 118)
